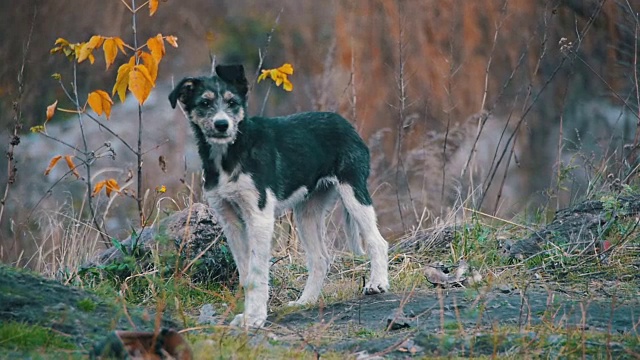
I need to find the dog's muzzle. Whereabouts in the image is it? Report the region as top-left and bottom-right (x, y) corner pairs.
(204, 117), (235, 143)
(214, 119), (229, 132)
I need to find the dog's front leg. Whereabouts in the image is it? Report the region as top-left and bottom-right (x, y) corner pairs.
(212, 200), (249, 285)
(229, 210), (275, 328)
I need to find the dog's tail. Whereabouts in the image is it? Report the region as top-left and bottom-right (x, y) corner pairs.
(344, 207), (365, 255)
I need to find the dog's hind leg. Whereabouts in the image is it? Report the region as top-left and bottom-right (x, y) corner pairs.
(337, 183), (389, 295)
(344, 208), (365, 255)
(289, 187), (337, 306)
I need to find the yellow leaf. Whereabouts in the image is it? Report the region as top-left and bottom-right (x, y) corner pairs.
(128, 65), (154, 105)
(269, 69), (279, 81)
(78, 35), (103, 63)
(259, 64), (295, 91)
(146, 34), (165, 64)
(282, 78), (293, 91)
(112, 56), (135, 103)
(88, 90), (113, 119)
(50, 38), (71, 55)
(156, 185), (166, 193)
(30, 125), (45, 133)
(257, 71), (268, 82)
(102, 38), (118, 70)
(113, 37), (127, 54)
(46, 100), (58, 122)
(64, 155), (81, 179)
(87, 35), (104, 49)
(96, 90), (113, 118)
(92, 180), (106, 197)
(87, 92), (103, 116)
(54, 38), (70, 47)
(105, 179), (120, 197)
(135, 64), (155, 86)
(165, 35), (178, 48)
(138, 51), (158, 83)
(277, 63), (294, 75)
(44, 155), (63, 175)
(149, 0), (159, 16)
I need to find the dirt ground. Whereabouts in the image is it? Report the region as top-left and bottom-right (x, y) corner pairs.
(266, 287), (639, 358)
(2, 263), (639, 358)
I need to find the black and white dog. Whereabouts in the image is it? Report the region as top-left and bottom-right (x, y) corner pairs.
(169, 65), (389, 328)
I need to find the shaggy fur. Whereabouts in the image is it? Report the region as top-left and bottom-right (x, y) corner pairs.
(169, 64), (389, 328)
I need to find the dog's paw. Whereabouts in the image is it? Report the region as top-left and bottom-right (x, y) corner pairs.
(229, 313), (266, 328)
(286, 299), (312, 307)
(363, 280), (389, 295)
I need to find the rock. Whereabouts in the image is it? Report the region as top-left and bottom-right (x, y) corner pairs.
(197, 304), (217, 325)
(386, 313), (413, 330)
(85, 203), (237, 286)
(506, 194), (640, 259)
(424, 260), (480, 288)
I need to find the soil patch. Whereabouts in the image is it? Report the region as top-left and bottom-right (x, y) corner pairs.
(268, 287), (639, 358)
(0, 264), (176, 357)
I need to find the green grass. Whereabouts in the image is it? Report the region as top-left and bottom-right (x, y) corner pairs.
(77, 297), (97, 312)
(0, 321), (77, 354)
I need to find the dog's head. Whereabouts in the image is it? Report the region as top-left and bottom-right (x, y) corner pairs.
(169, 64), (248, 145)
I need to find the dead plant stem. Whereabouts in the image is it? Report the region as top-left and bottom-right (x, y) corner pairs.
(0, 4), (36, 225)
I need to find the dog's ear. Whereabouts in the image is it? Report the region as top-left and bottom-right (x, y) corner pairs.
(169, 77), (201, 109)
(215, 64), (248, 99)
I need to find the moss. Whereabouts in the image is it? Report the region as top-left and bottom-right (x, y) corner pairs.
(0, 321), (76, 352)
(77, 297), (97, 312)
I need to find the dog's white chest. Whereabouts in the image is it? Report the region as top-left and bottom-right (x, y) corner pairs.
(206, 171), (257, 204)
(204, 169), (310, 217)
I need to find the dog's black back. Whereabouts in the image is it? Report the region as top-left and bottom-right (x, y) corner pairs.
(227, 112), (372, 209)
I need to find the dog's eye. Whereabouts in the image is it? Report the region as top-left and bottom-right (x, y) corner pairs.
(201, 99), (211, 107)
(227, 99), (238, 107)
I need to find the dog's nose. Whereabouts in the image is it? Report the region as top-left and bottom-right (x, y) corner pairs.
(214, 119), (229, 132)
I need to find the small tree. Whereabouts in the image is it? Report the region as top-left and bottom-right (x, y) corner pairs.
(31, 0), (177, 245)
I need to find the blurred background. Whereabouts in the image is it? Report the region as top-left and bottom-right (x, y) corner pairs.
(1, 0), (638, 265)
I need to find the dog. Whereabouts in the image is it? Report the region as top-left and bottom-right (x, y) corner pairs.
(169, 64), (389, 328)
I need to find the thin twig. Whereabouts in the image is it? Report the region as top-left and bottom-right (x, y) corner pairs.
(0, 4), (36, 225)
(71, 62), (108, 245)
(249, 8), (283, 95)
(131, 0), (145, 225)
